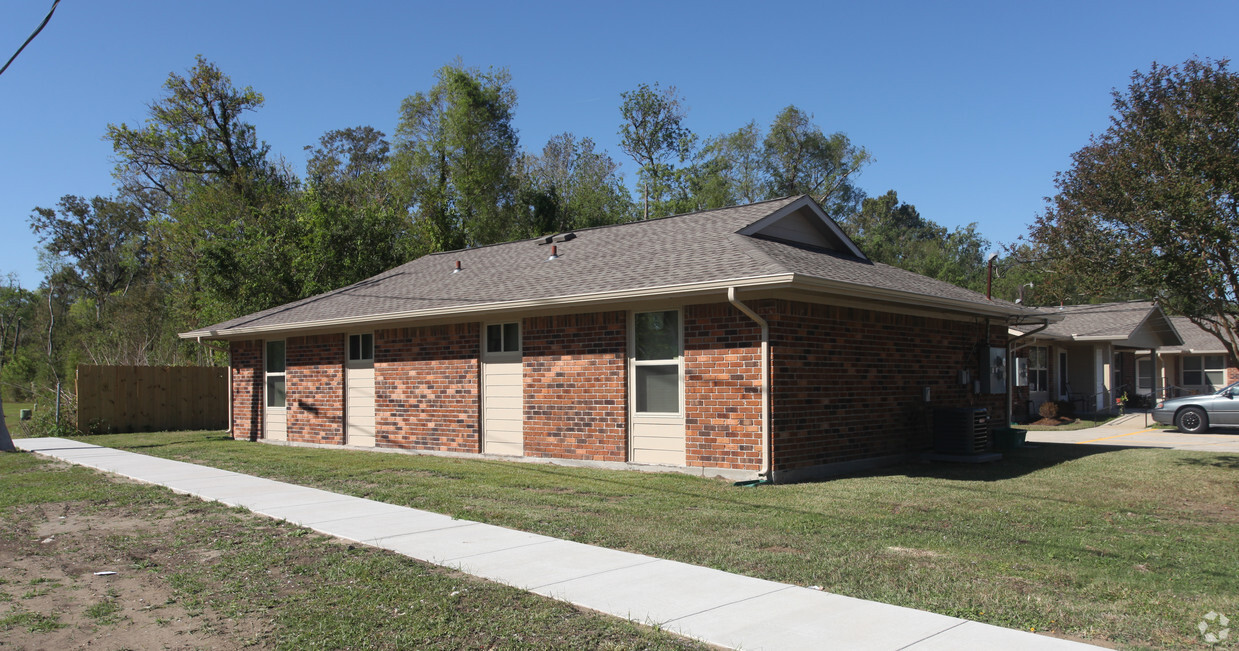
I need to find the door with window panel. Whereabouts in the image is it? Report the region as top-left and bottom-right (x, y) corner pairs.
(346, 333), (376, 447)
(629, 310), (685, 465)
(263, 340), (287, 441)
(482, 322), (524, 456)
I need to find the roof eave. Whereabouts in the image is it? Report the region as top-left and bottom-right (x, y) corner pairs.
(179, 273), (800, 341)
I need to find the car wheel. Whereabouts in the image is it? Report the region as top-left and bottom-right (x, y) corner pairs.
(1176, 407), (1209, 434)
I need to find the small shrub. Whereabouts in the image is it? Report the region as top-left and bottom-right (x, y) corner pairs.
(1038, 401), (1059, 419)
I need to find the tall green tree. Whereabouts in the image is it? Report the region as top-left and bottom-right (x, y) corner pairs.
(763, 106), (870, 217)
(516, 133), (633, 235)
(107, 56), (298, 322)
(392, 63), (520, 251)
(698, 120), (766, 206)
(1026, 57), (1239, 358)
(844, 190), (990, 291)
(618, 83), (696, 219)
(297, 126), (420, 295)
(29, 195), (147, 321)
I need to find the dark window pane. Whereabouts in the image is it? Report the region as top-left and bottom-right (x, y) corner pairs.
(266, 376), (286, 408)
(266, 341), (285, 373)
(349, 334), (361, 361)
(636, 364), (679, 413)
(503, 323), (519, 352)
(635, 311), (679, 360)
(486, 324), (503, 353)
(362, 333), (373, 360)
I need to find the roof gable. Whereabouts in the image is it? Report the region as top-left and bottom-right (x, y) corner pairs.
(736, 196), (868, 260)
(1031, 301), (1183, 347)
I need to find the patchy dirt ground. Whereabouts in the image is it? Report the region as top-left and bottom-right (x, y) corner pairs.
(1, 501), (267, 650)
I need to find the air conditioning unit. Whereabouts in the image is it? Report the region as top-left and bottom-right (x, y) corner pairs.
(932, 407), (990, 455)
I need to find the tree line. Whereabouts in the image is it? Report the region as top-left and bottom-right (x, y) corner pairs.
(3, 56), (1053, 429)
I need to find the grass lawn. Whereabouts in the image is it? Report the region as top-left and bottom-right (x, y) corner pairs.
(0, 450), (705, 649)
(58, 431), (1239, 649)
(2, 401), (32, 433)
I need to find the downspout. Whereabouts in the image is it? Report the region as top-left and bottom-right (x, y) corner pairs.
(728, 287), (771, 482)
(1007, 318), (1050, 426)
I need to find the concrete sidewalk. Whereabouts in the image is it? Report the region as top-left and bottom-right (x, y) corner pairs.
(15, 437), (1100, 650)
(1025, 414), (1239, 452)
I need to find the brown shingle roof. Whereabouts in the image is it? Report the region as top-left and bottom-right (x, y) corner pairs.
(184, 196), (1032, 338)
(1031, 301), (1182, 346)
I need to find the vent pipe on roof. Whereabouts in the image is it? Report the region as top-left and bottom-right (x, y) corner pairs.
(453, 260), (462, 273)
(547, 245), (559, 261)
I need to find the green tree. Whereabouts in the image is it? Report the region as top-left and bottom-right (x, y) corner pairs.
(108, 55), (278, 213)
(516, 133), (634, 235)
(1026, 57), (1239, 357)
(764, 106), (870, 217)
(618, 83), (696, 219)
(29, 195), (147, 321)
(698, 120), (766, 206)
(844, 190), (990, 291)
(107, 56), (299, 323)
(392, 63), (520, 251)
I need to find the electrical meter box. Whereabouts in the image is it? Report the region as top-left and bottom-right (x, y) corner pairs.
(979, 346), (1008, 394)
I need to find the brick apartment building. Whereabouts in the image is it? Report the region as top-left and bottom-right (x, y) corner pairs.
(185, 196), (1041, 482)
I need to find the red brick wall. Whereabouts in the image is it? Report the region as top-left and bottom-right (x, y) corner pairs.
(768, 300), (1007, 473)
(522, 312), (628, 461)
(684, 303), (763, 470)
(375, 323), (480, 452)
(229, 340), (263, 441)
(286, 334), (345, 445)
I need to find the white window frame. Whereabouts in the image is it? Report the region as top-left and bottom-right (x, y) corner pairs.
(1183, 355), (1226, 388)
(629, 308), (684, 417)
(1028, 346), (1049, 393)
(265, 340), (286, 409)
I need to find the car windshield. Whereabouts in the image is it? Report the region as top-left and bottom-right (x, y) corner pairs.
(1216, 381), (1239, 395)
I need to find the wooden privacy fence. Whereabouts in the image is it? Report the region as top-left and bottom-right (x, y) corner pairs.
(76, 365), (227, 434)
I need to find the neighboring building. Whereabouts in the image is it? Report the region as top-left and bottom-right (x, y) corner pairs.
(1156, 317), (1239, 397)
(1010, 302), (1184, 418)
(1007, 301), (1239, 419)
(183, 196), (1039, 482)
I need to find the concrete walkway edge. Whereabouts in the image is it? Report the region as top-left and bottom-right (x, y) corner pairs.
(15, 437), (1101, 650)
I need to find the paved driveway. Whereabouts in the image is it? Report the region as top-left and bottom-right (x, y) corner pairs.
(1025, 414), (1239, 453)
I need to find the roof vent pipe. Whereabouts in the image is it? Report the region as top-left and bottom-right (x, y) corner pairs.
(453, 260), (461, 273)
(547, 245), (559, 261)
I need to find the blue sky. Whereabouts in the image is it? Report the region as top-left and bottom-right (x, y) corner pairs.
(2, 0), (1235, 289)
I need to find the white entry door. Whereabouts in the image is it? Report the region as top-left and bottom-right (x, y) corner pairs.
(482, 322), (523, 456)
(263, 340), (287, 441)
(630, 310), (686, 465)
(346, 333), (376, 447)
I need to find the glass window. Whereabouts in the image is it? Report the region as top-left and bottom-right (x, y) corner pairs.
(266, 376), (286, 408)
(349, 333), (374, 361)
(635, 311), (679, 360)
(1205, 355), (1226, 388)
(265, 340), (285, 373)
(486, 323), (520, 353)
(1029, 346), (1048, 393)
(266, 340), (286, 408)
(636, 365), (679, 413)
(633, 310), (681, 414)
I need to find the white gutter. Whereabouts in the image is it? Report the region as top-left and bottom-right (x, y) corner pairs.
(727, 287), (771, 479)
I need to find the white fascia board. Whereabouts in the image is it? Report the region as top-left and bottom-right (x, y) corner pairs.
(179, 273), (798, 340)
(790, 274), (1038, 319)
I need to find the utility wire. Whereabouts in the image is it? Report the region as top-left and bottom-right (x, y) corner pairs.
(0, 0), (61, 78)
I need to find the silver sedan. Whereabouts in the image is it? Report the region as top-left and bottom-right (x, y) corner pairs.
(1152, 381), (1239, 433)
